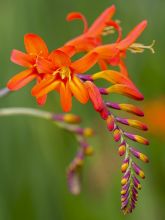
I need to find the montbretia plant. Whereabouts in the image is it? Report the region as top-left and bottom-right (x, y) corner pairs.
(0, 5), (154, 214)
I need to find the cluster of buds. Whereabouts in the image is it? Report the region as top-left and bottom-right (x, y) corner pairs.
(67, 128), (94, 195)
(0, 106), (94, 196)
(54, 114), (94, 195)
(5, 5), (153, 214)
(83, 73), (150, 213)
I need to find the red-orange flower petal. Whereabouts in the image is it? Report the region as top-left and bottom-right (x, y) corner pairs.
(69, 76), (89, 104)
(94, 44), (119, 60)
(11, 50), (34, 68)
(36, 56), (54, 74)
(24, 34), (49, 56)
(60, 82), (72, 112)
(98, 59), (108, 70)
(58, 45), (76, 57)
(106, 20), (122, 42)
(7, 69), (36, 91)
(85, 81), (104, 112)
(32, 75), (56, 96)
(36, 95), (47, 106)
(49, 50), (71, 67)
(35, 77), (47, 105)
(119, 60), (129, 76)
(66, 12), (88, 33)
(87, 5), (116, 37)
(33, 80), (60, 98)
(65, 35), (101, 53)
(117, 20), (148, 50)
(71, 52), (98, 73)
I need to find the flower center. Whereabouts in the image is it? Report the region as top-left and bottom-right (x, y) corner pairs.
(53, 66), (71, 81)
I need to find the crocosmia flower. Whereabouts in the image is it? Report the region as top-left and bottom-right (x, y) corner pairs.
(65, 5), (117, 53)
(6, 5), (153, 215)
(7, 34), (50, 105)
(92, 20), (148, 74)
(7, 34), (77, 105)
(31, 49), (98, 112)
(7, 33), (98, 108)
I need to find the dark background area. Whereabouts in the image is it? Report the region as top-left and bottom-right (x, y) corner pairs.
(0, 0), (164, 219)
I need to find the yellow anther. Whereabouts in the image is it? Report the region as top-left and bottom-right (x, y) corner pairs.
(129, 40), (155, 54)
(59, 67), (71, 80)
(53, 67), (71, 80)
(102, 26), (115, 36)
(53, 69), (60, 76)
(102, 19), (121, 36)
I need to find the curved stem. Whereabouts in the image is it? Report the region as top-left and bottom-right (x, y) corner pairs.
(0, 107), (81, 132)
(0, 107), (52, 120)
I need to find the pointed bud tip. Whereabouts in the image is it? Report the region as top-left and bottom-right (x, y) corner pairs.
(137, 93), (144, 100)
(109, 4), (116, 11)
(142, 20), (148, 27)
(139, 171), (145, 179)
(143, 125), (148, 131)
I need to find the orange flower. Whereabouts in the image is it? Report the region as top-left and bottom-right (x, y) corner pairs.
(65, 7), (150, 75)
(7, 34), (50, 105)
(31, 50), (98, 112)
(7, 34), (76, 105)
(91, 20), (148, 75)
(65, 5), (117, 53)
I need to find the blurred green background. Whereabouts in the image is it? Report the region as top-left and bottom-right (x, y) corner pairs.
(0, 0), (164, 219)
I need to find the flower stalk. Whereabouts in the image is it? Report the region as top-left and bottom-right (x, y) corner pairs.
(0, 106), (94, 194)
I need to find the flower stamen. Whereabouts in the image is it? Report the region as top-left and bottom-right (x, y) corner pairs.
(59, 66), (71, 80)
(53, 67), (71, 81)
(102, 26), (115, 36)
(102, 20), (121, 36)
(128, 40), (155, 54)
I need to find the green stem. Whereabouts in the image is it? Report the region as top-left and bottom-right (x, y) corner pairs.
(0, 107), (52, 120)
(0, 107), (80, 133)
